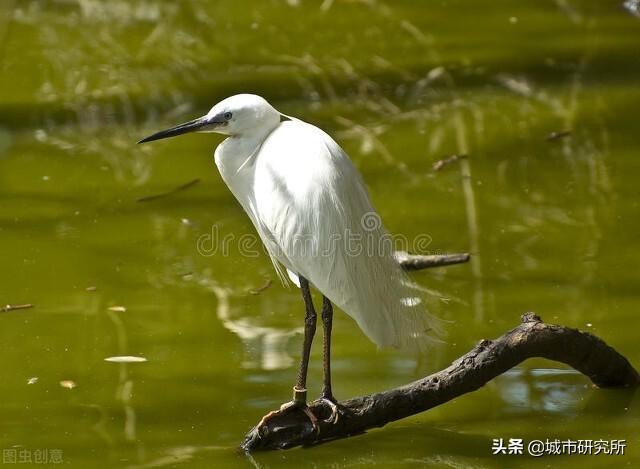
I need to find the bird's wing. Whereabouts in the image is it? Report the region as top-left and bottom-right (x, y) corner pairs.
(253, 120), (443, 350)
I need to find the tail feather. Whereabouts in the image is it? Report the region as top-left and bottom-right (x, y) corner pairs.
(353, 267), (443, 351)
(316, 242), (445, 352)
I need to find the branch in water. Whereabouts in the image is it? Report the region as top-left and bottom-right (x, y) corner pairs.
(241, 313), (639, 451)
(0, 304), (34, 313)
(395, 251), (470, 270)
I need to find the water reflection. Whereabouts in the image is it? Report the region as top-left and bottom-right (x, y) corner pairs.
(105, 308), (141, 443)
(498, 367), (586, 414)
(202, 276), (302, 371)
(127, 445), (225, 469)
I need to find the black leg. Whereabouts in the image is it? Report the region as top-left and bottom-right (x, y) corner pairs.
(315, 295), (340, 423)
(257, 275), (320, 432)
(321, 296), (335, 400)
(295, 276), (317, 402)
(258, 280), (341, 430)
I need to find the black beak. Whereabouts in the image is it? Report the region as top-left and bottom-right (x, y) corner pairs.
(138, 115), (214, 144)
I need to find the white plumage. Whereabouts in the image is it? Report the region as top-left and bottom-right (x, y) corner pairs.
(207, 95), (442, 350)
(140, 93), (444, 422)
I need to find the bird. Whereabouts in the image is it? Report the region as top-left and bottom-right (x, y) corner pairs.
(139, 94), (443, 427)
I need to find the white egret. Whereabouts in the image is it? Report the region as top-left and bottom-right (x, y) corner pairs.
(139, 94), (442, 426)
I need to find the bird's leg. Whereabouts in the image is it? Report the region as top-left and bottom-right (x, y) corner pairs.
(314, 296), (340, 423)
(295, 276), (317, 396)
(258, 276), (319, 433)
(320, 296), (334, 399)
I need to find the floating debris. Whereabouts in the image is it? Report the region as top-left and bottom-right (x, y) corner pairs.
(104, 356), (148, 363)
(85, 286), (97, 292)
(27, 377), (39, 385)
(1, 303), (34, 313)
(60, 380), (77, 389)
(546, 130), (572, 141)
(249, 279), (273, 295)
(107, 306), (127, 312)
(136, 178), (201, 202)
(432, 154), (467, 172)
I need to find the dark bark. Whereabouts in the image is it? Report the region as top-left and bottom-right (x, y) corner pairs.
(241, 313), (639, 452)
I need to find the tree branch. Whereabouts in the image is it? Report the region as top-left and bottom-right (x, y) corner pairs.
(241, 313), (639, 452)
(395, 251), (470, 270)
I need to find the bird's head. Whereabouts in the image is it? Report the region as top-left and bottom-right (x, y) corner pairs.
(138, 94), (282, 144)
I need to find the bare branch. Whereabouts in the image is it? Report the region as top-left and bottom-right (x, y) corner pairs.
(395, 251), (470, 270)
(241, 313), (639, 451)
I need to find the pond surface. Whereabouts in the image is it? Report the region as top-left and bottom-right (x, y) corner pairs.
(1, 1), (639, 467)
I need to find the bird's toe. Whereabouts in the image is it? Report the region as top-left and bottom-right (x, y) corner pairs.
(257, 399), (320, 437)
(314, 396), (341, 424)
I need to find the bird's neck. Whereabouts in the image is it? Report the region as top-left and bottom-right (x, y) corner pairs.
(214, 122), (279, 185)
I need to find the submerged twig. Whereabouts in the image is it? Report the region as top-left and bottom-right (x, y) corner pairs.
(1, 304), (34, 313)
(546, 130), (572, 141)
(432, 153), (467, 172)
(248, 279), (273, 295)
(241, 313), (639, 451)
(136, 178), (201, 202)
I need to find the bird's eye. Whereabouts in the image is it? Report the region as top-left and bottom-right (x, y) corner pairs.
(223, 112), (233, 120)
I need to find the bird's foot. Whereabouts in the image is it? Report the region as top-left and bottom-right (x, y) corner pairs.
(313, 392), (341, 424)
(257, 387), (319, 437)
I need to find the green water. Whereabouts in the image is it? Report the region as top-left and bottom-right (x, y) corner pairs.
(1, 1), (639, 467)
